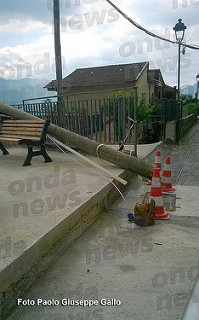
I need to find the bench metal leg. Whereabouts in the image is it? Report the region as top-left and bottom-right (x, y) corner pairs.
(0, 143), (9, 155)
(23, 146), (33, 166)
(41, 145), (52, 163)
(23, 145), (52, 166)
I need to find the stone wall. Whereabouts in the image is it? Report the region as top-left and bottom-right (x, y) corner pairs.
(165, 114), (197, 143)
(181, 114), (197, 136)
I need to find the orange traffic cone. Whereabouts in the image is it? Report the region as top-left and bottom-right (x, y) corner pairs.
(150, 168), (169, 220)
(161, 156), (176, 193)
(147, 150), (161, 186)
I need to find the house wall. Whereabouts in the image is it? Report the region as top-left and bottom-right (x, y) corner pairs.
(136, 66), (150, 104)
(61, 65), (162, 105)
(149, 81), (155, 104)
(63, 82), (136, 104)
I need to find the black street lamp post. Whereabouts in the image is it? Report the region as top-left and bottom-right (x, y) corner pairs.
(173, 18), (187, 144)
(196, 74), (199, 100)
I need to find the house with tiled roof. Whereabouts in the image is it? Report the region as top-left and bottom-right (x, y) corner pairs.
(45, 62), (176, 104)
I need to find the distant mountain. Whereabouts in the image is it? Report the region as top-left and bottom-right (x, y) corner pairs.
(0, 78), (54, 105)
(181, 83), (197, 97)
(0, 78), (197, 106)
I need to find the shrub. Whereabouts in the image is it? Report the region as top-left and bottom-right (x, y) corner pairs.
(107, 90), (153, 122)
(181, 94), (199, 117)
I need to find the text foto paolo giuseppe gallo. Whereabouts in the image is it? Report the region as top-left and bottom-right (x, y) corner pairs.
(17, 298), (122, 307)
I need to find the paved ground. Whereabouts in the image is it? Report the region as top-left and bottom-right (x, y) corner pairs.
(0, 139), (158, 317)
(0, 141), (157, 277)
(0, 147), (125, 273)
(6, 122), (199, 320)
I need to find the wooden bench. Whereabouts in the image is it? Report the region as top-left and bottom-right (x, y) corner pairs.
(0, 119), (52, 166)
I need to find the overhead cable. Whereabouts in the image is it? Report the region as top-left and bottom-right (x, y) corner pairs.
(105, 0), (199, 50)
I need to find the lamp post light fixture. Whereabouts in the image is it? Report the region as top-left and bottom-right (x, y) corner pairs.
(173, 18), (187, 144)
(196, 74), (199, 100)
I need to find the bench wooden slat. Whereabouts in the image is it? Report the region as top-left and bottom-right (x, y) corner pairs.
(0, 135), (40, 141)
(0, 127), (43, 134)
(0, 137), (21, 143)
(2, 124), (45, 128)
(3, 120), (45, 124)
(2, 123), (45, 128)
(0, 131), (41, 137)
(1, 127), (43, 133)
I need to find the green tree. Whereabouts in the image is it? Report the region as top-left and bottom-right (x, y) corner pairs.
(181, 94), (199, 117)
(107, 90), (152, 121)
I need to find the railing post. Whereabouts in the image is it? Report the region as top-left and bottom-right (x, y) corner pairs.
(22, 100), (25, 112)
(134, 88), (138, 157)
(122, 97), (126, 141)
(57, 94), (64, 127)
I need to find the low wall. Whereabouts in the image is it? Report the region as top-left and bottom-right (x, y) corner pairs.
(165, 114), (197, 143)
(165, 121), (176, 143)
(181, 114), (197, 136)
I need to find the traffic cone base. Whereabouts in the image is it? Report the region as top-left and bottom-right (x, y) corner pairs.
(155, 211), (170, 220)
(162, 186), (176, 193)
(161, 156), (176, 193)
(155, 207), (170, 220)
(150, 195), (170, 220)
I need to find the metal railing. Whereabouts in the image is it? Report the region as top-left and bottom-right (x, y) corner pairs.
(16, 94), (138, 145)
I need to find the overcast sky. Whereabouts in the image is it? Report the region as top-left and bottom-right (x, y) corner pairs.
(0, 0), (198, 90)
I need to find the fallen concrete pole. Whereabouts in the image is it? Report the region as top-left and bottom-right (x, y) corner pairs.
(0, 102), (154, 178)
(49, 135), (128, 185)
